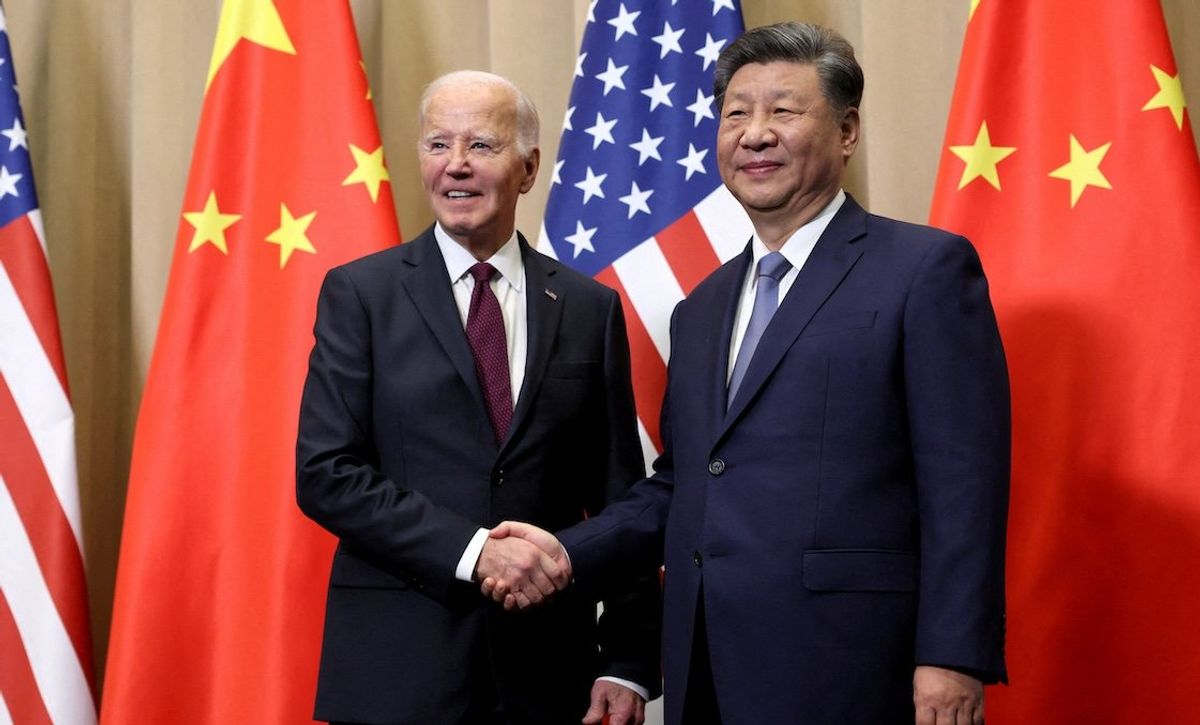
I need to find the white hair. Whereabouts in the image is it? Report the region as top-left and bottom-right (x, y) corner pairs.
(419, 70), (540, 158)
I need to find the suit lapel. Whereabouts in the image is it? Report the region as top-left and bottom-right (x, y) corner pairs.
(500, 235), (562, 456)
(399, 230), (488, 416)
(708, 247), (753, 425)
(720, 197), (869, 437)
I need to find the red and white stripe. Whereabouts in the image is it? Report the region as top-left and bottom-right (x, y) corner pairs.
(0, 209), (96, 724)
(540, 186), (752, 471)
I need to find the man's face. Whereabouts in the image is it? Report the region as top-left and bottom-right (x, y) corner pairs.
(419, 83), (539, 253)
(717, 61), (858, 226)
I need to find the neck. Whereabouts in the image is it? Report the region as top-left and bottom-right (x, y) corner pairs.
(444, 226), (513, 262)
(749, 187), (839, 251)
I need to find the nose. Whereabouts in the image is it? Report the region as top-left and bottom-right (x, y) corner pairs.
(740, 113), (777, 151)
(446, 143), (470, 177)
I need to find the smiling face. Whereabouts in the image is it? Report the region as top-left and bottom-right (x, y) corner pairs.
(419, 81), (539, 258)
(716, 61), (858, 245)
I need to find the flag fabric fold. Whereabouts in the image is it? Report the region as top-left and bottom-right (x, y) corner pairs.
(0, 5), (97, 723)
(539, 0), (748, 469)
(930, 1), (1200, 720)
(101, 0), (400, 721)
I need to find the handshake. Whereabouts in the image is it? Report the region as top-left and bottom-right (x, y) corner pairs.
(474, 521), (569, 610)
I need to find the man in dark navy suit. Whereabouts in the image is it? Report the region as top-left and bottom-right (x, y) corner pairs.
(297, 70), (660, 725)
(487, 23), (1010, 725)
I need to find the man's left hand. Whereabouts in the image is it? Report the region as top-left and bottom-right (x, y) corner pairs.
(913, 665), (983, 725)
(582, 680), (645, 725)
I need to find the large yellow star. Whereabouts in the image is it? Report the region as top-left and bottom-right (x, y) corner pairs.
(206, 0), (296, 91)
(265, 204), (317, 268)
(1141, 65), (1187, 130)
(970, 0), (981, 21)
(342, 144), (390, 202)
(183, 191), (242, 254)
(1048, 135), (1113, 208)
(948, 121), (1017, 190)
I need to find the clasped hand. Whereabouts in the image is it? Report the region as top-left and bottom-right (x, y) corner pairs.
(475, 521), (569, 610)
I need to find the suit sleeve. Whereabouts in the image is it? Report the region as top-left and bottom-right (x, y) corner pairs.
(586, 289), (664, 696)
(559, 303), (676, 596)
(903, 235), (1010, 682)
(296, 266), (479, 604)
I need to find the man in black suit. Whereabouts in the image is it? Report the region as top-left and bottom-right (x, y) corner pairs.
(486, 23), (1009, 725)
(296, 70), (660, 725)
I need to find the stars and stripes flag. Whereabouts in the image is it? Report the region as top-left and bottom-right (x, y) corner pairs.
(101, 0), (399, 721)
(539, 0), (748, 467)
(930, 0), (1200, 720)
(0, 4), (98, 724)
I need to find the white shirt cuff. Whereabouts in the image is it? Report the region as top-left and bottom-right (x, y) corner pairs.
(455, 527), (491, 582)
(596, 676), (650, 701)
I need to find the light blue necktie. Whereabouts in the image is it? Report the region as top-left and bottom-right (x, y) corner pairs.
(728, 251), (792, 407)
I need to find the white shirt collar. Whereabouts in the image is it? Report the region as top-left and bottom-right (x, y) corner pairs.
(748, 189), (846, 271)
(434, 223), (525, 292)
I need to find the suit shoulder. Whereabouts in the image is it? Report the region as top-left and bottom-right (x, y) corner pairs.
(865, 213), (975, 256)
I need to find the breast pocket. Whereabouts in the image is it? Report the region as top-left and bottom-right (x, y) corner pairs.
(546, 360), (601, 379)
(802, 310), (877, 337)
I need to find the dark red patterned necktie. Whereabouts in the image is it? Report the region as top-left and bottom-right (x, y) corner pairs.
(466, 263), (513, 442)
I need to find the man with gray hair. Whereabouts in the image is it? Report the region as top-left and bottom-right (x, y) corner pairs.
(487, 23), (1010, 725)
(297, 70), (661, 724)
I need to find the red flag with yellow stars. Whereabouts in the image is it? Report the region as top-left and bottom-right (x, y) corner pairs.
(931, 0), (1200, 720)
(102, 1), (399, 721)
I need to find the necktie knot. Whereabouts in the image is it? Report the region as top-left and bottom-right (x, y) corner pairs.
(757, 251), (791, 283)
(469, 262), (498, 284)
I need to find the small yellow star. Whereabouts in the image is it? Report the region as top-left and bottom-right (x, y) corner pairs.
(342, 144), (391, 203)
(948, 121), (1017, 190)
(265, 204), (317, 268)
(1141, 65), (1187, 130)
(183, 191), (242, 254)
(207, 0), (296, 91)
(1048, 135), (1113, 208)
(970, 0), (981, 21)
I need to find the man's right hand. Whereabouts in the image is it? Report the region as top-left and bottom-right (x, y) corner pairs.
(479, 521), (571, 610)
(474, 524), (570, 608)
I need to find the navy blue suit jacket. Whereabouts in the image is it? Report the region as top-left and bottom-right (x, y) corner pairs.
(560, 196), (1010, 724)
(296, 228), (661, 724)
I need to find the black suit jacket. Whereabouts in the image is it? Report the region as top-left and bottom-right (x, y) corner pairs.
(560, 196), (1009, 724)
(297, 227), (661, 724)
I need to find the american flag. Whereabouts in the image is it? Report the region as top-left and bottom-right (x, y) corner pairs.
(0, 5), (97, 723)
(539, 0), (748, 468)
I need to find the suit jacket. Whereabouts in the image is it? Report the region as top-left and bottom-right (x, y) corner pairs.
(559, 196), (1010, 725)
(296, 228), (661, 724)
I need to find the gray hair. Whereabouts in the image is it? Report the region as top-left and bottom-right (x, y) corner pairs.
(419, 70), (540, 158)
(713, 22), (864, 115)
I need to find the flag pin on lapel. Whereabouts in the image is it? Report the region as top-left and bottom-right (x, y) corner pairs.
(544, 289), (558, 301)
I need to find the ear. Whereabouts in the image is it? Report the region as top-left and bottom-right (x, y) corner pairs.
(519, 147), (541, 194)
(840, 106), (860, 160)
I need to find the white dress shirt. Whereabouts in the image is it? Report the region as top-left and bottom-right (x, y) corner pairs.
(727, 190), (846, 385)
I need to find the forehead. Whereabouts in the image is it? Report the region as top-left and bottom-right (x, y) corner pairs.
(725, 61), (821, 99)
(422, 82), (517, 135)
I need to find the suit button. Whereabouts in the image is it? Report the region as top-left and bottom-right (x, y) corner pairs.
(708, 459), (725, 475)
(693, 551), (703, 567)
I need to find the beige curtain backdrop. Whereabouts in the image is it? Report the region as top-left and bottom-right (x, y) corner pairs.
(5, 0), (1197, 690)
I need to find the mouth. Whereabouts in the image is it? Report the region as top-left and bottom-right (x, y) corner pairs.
(445, 190), (481, 200)
(740, 160), (782, 174)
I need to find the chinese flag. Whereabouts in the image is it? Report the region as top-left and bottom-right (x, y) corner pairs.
(930, 0), (1200, 721)
(101, 1), (400, 721)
